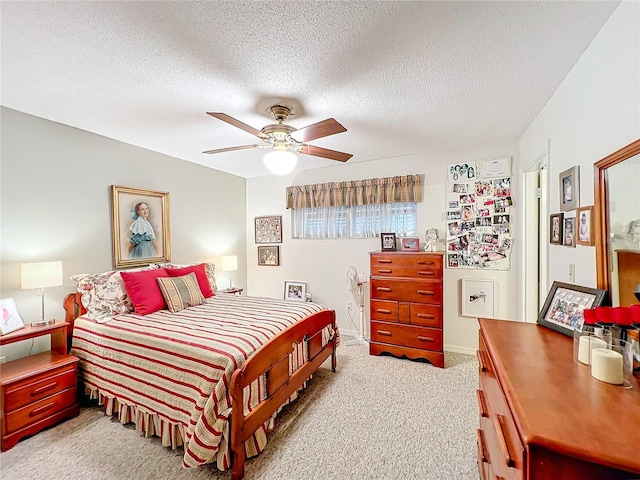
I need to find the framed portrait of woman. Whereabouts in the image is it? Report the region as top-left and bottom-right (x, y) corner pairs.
(111, 185), (171, 268)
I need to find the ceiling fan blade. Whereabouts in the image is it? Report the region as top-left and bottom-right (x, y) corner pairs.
(290, 118), (347, 143)
(206, 112), (269, 140)
(299, 144), (353, 162)
(203, 144), (261, 155)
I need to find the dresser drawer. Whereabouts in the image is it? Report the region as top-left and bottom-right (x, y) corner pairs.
(4, 387), (77, 434)
(371, 321), (442, 351)
(371, 253), (442, 269)
(478, 334), (524, 479)
(409, 303), (442, 328)
(371, 265), (442, 280)
(4, 363), (77, 412)
(371, 278), (442, 304)
(370, 299), (399, 322)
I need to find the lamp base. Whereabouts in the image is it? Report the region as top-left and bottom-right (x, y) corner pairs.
(32, 318), (56, 327)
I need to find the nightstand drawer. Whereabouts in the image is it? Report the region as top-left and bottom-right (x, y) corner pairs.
(370, 321), (442, 351)
(4, 364), (77, 412)
(4, 387), (77, 434)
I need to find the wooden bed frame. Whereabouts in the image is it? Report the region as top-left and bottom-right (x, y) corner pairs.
(63, 292), (338, 480)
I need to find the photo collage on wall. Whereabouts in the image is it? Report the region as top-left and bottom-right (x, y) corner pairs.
(445, 157), (512, 270)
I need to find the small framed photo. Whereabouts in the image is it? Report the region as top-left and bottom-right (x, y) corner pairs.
(0, 298), (25, 335)
(257, 245), (280, 266)
(284, 281), (306, 301)
(563, 217), (576, 247)
(559, 166), (580, 211)
(380, 232), (397, 251)
(255, 215), (282, 244)
(550, 213), (564, 245)
(576, 206), (594, 246)
(461, 279), (496, 318)
(538, 281), (607, 337)
(400, 238), (420, 252)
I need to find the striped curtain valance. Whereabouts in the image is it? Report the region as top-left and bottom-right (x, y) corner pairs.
(285, 174), (423, 209)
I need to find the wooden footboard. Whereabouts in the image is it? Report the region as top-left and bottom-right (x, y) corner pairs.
(230, 308), (337, 480)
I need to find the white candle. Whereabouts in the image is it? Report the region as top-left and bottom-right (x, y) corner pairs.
(577, 335), (607, 365)
(590, 348), (624, 385)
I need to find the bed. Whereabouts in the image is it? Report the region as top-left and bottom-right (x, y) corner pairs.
(63, 264), (338, 480)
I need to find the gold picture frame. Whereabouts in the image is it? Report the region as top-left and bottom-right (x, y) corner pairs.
(111, 185), (171, 268)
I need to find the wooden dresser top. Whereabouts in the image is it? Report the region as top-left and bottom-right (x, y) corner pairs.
(479, 318), (640, 474)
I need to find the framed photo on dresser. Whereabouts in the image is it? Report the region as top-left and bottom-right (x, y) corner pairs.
(380, 232), (397, 251)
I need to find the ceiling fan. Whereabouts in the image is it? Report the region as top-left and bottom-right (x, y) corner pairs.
(203, 105), (352, 174)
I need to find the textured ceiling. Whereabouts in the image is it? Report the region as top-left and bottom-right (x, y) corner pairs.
(1, 1), (619, 178)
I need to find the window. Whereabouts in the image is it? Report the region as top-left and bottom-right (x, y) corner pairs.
(292, 202), (417, 239)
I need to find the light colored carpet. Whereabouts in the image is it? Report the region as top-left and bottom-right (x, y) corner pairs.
(0, 343), (479, 480)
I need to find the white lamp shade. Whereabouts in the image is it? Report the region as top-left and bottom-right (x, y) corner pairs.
(263, 150), (297, 175)
(21, 261), (63, 289)
(221, 255), (238, 272)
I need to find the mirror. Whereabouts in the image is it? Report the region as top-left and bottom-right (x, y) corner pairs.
(594, 138), (640, 306)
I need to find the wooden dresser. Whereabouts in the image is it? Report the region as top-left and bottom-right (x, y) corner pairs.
(477, 318), (640, 480)
(369, 251), (444, 368)
(0, 321), (79, 451)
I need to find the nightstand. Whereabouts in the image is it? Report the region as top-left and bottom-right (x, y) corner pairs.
(219, 287), (244, 295)
(0, 320), (79, 451)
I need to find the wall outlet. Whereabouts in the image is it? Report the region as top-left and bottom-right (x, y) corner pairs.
(346, 301), (353, 311)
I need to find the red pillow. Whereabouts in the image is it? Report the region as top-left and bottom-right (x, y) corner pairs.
(121, 268), (169, 315)
(166, 264), (214, 298)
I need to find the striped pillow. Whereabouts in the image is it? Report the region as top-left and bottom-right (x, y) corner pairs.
(157, 272), (205, 313)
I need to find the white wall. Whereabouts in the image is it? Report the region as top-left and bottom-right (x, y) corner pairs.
(1, 108), (247, 361)
(247, 142), (519, 355)
(519, 0), (640, 293)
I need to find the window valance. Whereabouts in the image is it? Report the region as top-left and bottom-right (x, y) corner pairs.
(285, 174), (422, 209)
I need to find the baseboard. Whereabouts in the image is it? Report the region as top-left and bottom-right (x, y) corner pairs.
(444, 344), (476, 356)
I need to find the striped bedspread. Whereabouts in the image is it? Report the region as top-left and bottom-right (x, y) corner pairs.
(70, 294), (335, 470)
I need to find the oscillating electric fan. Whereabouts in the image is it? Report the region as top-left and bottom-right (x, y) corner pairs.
(345, 265), (369, 346)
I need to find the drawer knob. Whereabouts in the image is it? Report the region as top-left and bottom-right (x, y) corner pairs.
(417, 313), (435, 319)
(29, 401), (57, 417)
(378, 259), (392, 264)
(417, 261), (435, 265)
(416, 290), (434, 295)
(376, 309), (392, 314)
(417, 270), (434, 275)
(377, 287), (392, 292)
(417, 335), (435, 342)
(32, 382), (58, 396)
(378, 269), (392, 274)
(376, 330), (392, 337)
(476, 350), (489, 373)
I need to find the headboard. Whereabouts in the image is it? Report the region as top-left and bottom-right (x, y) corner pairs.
(63, 292), (86, 351)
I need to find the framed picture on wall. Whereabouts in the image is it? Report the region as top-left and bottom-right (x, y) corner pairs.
(576, 206), (594, 246)
(461, 279), (496, 318)
(110, 185), (171, 269)
(550, 213), (564, 245)
(559, 166), (580, 211)
(255, 215), (282, 244)
(257, 245), (280, 266)
(563, 217), (576, 247)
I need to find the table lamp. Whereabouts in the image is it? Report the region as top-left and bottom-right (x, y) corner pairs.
(221, 255), (238, 289)
(21, 261), (63, 326)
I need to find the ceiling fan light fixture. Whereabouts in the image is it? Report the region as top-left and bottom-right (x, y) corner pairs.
(263, 149), (297, 175)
